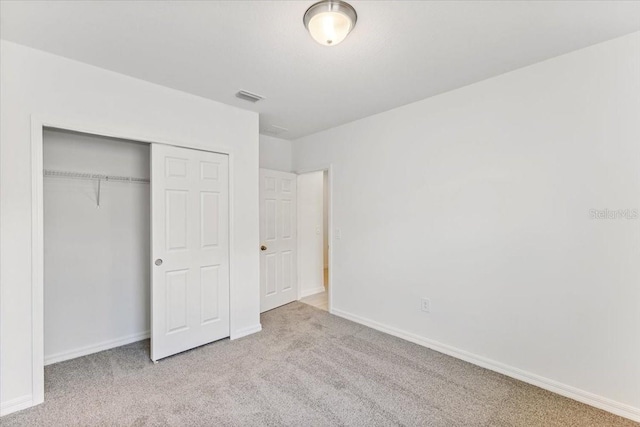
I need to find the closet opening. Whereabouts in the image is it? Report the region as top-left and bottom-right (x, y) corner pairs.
(43, 128), (151, 371)
(33, 119), (232, 406)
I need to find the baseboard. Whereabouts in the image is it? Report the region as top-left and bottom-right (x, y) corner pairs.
(231, 323), (262, 340)
(1, 395), (33, 417)
(44, 330), (150, 366)
(330, 308), (640, 423)
(300, 286), (326, 298)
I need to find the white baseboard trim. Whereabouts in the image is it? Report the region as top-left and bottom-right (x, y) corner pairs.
(331, 307), (640, 423)
(44, 330), (150, 366)
(1, 395), (33, 417)
(300, 286), (326, 299)
(231, 323), (262, 340)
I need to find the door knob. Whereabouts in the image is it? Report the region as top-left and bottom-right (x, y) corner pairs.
(155, 259), (163, 266)
(260, 245), (267, 251)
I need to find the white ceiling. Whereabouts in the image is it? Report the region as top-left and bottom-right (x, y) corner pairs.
(2, 1), (640, 140)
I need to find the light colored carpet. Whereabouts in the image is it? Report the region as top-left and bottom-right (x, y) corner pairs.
(1, 302), (636, 426)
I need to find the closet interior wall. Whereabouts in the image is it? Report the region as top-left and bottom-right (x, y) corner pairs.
(43, 128), (150, 364)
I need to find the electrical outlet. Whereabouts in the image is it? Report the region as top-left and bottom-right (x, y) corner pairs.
(335, 228), (341, 240)
(421, 298), (430, 313)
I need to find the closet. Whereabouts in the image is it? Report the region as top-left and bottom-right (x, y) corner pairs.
(44, 129), (151, 364)
(43, 128), (230, 366)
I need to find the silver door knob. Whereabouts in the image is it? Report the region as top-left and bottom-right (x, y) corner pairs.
(155, 259), (163, 266)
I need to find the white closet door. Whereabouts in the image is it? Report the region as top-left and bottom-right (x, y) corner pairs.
(260, 169), (297, 312)
(151, 144), (229, 361)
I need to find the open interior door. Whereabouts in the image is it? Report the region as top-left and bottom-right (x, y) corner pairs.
(259, 169), (297, 312)
(151, 144), (229, 361)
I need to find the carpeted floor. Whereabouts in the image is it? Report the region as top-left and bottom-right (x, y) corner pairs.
(1, 302), (636, 426)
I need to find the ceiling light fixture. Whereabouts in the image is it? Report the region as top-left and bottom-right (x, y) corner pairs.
(303, 0), (357, 46)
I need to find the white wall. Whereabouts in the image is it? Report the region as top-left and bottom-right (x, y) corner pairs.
(43, 129), (150, 364)
(0, 40), (260, 414)
(293, 32), (640, 420)
(297, 171), (325, 297)
(259, 134), (292, 172)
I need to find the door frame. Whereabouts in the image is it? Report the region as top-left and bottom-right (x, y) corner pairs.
(29, 114), (235, 406)
(295, 165), (334, 312)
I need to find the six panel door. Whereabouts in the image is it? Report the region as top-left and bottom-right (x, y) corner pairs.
(151, 144), (229, 361)
(260, 169), (297, 313)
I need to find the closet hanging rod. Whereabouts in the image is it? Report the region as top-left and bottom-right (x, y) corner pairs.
(43, 169), (150, 184)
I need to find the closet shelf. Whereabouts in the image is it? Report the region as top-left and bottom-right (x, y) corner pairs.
(43, 169), (150, 184)
(44, 169), (149, 208)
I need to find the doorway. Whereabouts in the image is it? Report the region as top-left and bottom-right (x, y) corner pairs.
(297, 170), (329, 311)
(258, 166), (333, 313)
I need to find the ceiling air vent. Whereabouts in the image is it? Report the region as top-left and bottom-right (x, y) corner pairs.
(235, 90), (264, 103)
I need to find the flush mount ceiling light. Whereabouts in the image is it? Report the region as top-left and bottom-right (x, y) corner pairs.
(303, 0), (357, 46)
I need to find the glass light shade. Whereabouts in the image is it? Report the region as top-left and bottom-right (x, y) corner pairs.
(303, 1), (357, 47)
(307, 11), (352, 46)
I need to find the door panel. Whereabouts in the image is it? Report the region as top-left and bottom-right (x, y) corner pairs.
(260, 169), (297, 312)
(151, 144), (229, 361)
